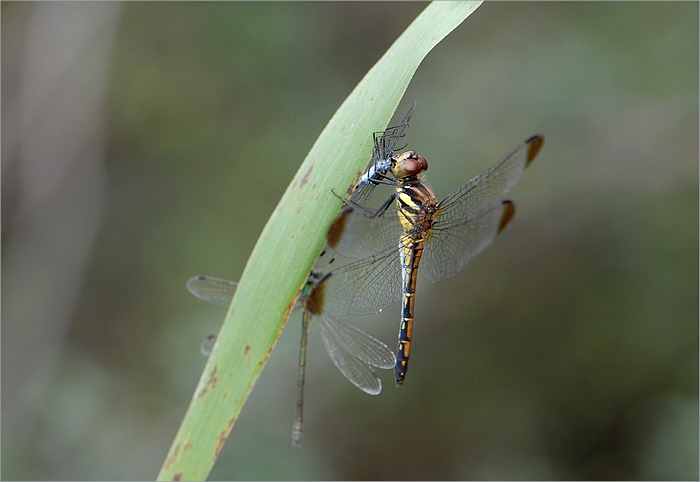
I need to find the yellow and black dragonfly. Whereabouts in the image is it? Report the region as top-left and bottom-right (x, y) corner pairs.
(322, 134), (544, 385)
(186, 271), (395, 446)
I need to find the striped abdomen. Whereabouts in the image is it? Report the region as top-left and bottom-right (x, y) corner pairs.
(393, 179), (438, 385)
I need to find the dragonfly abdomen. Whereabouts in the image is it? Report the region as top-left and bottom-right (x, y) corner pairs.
(395, 235), (425, 385)
(393, 176), (437, 385)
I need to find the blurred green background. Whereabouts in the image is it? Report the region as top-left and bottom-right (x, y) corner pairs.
(3, 2), (697, 480)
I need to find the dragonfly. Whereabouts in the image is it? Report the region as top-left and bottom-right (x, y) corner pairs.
(186, 271), (395, 447)
(321, 134), (544, 385)
(326, 102), (416, 249)
(339, 102), (416, 209)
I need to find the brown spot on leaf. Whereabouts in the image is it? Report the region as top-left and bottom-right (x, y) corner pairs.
(214, 417), (238, 460)
(214, 432), (227, 459)
(197, 364), (219, 400)
(163, 443), (181, 471)
(299, 165), (314, 188)
(207, 365), (218, 390)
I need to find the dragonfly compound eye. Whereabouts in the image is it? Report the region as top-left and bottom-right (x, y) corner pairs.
(393, 151), (428, 178)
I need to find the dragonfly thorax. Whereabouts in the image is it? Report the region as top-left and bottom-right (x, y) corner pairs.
(395, 181), (439, 235)
(392, 151), (428, 179)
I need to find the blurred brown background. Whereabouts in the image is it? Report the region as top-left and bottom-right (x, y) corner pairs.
(3, 2), (697, 480)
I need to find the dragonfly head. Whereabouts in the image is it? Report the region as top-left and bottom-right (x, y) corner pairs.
(392, 151), (428, 179)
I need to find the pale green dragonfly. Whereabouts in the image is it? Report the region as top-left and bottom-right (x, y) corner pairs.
(187, 270), (395, 447)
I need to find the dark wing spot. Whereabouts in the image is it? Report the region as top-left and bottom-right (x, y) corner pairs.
(525, 135), (544, 167)
(498, 201), (516, 234)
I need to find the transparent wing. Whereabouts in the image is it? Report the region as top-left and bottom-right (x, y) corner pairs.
(308, 245), (403, 317)
(317, 313), (395, 395)
(376, 101), (416, 164)
(436, 135), (542, 223)
(200, 333), (218, 356)
(422, 201), (515, 283)
(326, 203), (403, 260)
(186, 275), (237, 306)
(418, 136), (542, 283)
(186, 275), (237, 356)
